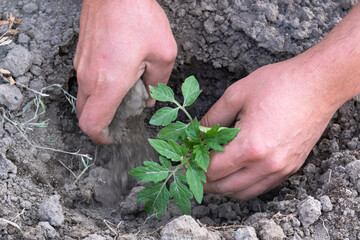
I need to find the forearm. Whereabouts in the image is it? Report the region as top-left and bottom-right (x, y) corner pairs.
(300, 3), (360, 109)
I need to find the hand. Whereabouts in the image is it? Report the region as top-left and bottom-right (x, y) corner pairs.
(74, 0), (177, 144)
(200, 57), (339, 200)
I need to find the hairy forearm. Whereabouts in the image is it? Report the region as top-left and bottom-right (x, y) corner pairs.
(300, 3), (360, 109)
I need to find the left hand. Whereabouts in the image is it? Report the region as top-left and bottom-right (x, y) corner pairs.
(200, 57), (338, 200)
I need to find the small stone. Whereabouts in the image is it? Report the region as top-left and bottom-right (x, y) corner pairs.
(120, 186), (144, 215)
(118, 234), (137, 240)
(257, 27), (285, 53)
(290, 233), (302, 240)
(30, 65), (42, 76)
(345, 160), (360, 184)
(38, 195), (64, 227)
(1, 45), (34, 77)
(298, 196), (322, 228)
(199, 216), (215, 226)
(319, 195), (333, 212)
(192, 205), (210, 219)
(83, 234), (106, 240)
(16, 75), (31, 85)
(18, 33), (30, 44)
(40, 153), (51, 163)
(204, 19), (216, 34)
(217, 202), (237, 220)
(256, 219), (285, 240)
(265, 3), (278, 22)
(161, 215), (220, 240)
(234, 226), (258, 240)
(0, 154), (17, 180)
(20, 200), (32, 210)
(0, 84), (24, 110)
(328, 124), (341, 138)
(37, 221), (59, 239)
(22, 2), (39, 13)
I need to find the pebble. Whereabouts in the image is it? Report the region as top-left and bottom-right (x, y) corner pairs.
(256, 219), (285, 240)
(37, 221), (59, 239)
(0, 85), (24, 110)
(234, 226), (258, 240)
(1, 45), (34, 77)
(298, 196), (322, 227)
(160, 215), (220, 240)
(320, 195), (333, 212)
(0, 154), (17, 180)
(38, 195), (64, 227)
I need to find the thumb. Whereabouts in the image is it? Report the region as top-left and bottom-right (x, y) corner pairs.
(200, 81), (246, 128)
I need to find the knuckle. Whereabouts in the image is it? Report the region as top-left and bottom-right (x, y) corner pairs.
(222, 85), (240, 105)
(78, 117), (93, 136)
(206, 172), (218, 182)
(160, 41), (178, 64)
(243, 140), (267, 161)
(266, 157), (287, 174)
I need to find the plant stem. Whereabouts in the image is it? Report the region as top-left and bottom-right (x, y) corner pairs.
(174, 100), (193, 122)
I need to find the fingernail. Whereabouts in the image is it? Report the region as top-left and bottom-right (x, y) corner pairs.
(146, 98), (156, 108)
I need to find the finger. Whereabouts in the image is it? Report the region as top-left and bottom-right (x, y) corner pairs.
(142, 36), (177, 107)
(75, 87), (87, 119)
(228, 173), (290, 200)
(77, 72), (137, 144)
(204, 163), (264, 195)
(200, 80), (246, 128)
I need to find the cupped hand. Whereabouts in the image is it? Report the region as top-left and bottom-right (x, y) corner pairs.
(74, 0), (177, 144)
(200, 57), (339, 200)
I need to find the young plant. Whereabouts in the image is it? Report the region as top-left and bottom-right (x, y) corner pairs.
(129, 76), (240, 219)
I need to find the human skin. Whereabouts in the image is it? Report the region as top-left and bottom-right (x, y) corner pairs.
(201, 3), (360, 200)
(74, 0), (177, 144)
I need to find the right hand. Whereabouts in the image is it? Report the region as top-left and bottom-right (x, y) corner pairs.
(74, 0), (177, 144)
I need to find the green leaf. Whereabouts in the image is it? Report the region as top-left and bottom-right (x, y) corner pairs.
(150, 107), (179, 126)
(159, 156), (172, 170)
(202, 124), (220, 137)
(186, 162), (206, 204)
(158, 122), (188, 141)
(193, 145), (211, 172)
(204, 128), (240, 144)
(181, 76), (202, 106)
(148, 139), (182, 161)
(129, 161), (169, 183)
(170, 175), (193, 215)
(185, 118), (201, 142)
(149, 83), (175, 102)
(138, 183), (170, 219)
(204, 140), (224, 152)
(168, 140), (187, 157)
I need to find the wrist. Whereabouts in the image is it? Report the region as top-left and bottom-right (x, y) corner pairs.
(297, 4), (360, 110)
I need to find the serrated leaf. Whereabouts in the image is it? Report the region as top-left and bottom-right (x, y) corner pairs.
(158, 121), (188, 141)
(168, 140), (185, 157)
(204, 140), (224, 152)
(193, 145), (211, 172)
(159, 156), (172, 170)
(185, 118), (201, 142)
(204, 128), (240, 144)
(170, 176), (193, 215)
(186, 162), (206, 204)
(202, 124), (220, 136)
(148, 139), (182, 161)
(149, 83), (175, 102)
(138, 183), (170, 219)
(150, 107), (179, 126)
(128, 161), (169, 183)
(181, 76), (202, 106)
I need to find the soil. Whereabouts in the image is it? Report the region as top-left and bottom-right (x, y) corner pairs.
(0, 0), (360, 239)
